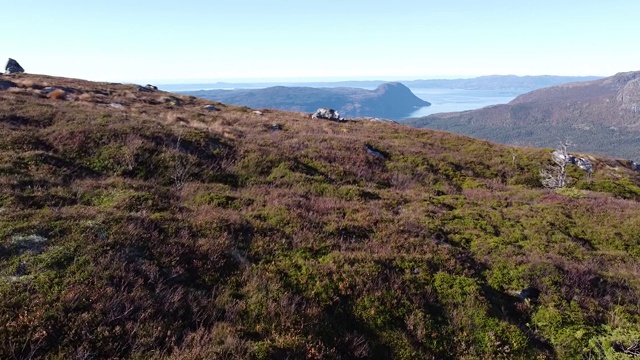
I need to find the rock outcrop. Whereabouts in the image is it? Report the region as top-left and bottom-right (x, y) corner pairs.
(137, 84), (158, 92)
(202, 105), (220, 111)
(0, 80), (16, 90)
(552, 150), (593, 174)
(312, 108), (342, 121)
(5, 58), (24, 74)
(617, 77), (640, 114)
(364, 144), (386, 159)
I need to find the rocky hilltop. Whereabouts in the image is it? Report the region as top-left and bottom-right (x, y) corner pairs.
(1, 73), (640, 359)
(182, 82), (430, 120)
(407, 71), (640, 160)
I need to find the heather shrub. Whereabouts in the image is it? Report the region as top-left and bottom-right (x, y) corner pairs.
(47, 89), (66, 100)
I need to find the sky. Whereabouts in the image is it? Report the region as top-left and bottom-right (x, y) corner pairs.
(2, 0), (639, 83)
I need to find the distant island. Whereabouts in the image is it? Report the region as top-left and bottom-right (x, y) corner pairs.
(171, 75), (600, 120)
(181, 82), (430, 120)
(405, 71), (640, 160)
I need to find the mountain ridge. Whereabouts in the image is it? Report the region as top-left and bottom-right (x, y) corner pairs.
(160, 75), (601, 92)
(405, 70), (640, 159)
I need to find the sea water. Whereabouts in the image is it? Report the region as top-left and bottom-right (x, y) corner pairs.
(404, 88), (519, 119)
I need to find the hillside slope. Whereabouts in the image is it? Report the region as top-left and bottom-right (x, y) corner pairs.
(183, 82), (430, 120)
(1, 73), (640, 359)
(406, 71), (640, 160)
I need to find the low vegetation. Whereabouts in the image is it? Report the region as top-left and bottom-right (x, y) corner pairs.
(1, 74), (640, 359)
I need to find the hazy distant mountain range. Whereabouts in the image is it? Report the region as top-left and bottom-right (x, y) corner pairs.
(182, 82), (430, 119)
(166, 75), (600, 92)
(406, 71), (640, 160)
(177, 75), (600, 120)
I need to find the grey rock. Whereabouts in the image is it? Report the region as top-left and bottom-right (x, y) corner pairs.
(575, 158), (593, 173)
(203, 105), (220, 111)
(10, 234), (48, 254)
(41, 87), (58, 94)
(552, 150), (575, 164)
(312, 107), (342, 121)
(271, 123), (282, 131)
(253, 110), (264, 115)
(137, 84), (158, 92)
(365, 144), (386, 159)
(164, 96), (182, 106)
(5, 58), (24, 74)
(109, 103), (125, 109)
(0, 79), (16, 90)
(631, 161), (640, 171)
(552, 150), (593, 173)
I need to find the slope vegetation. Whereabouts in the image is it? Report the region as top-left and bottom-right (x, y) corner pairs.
(183, 82), (430, 120)
(1, 74), (640, 359)
(406, 71), (640, 160)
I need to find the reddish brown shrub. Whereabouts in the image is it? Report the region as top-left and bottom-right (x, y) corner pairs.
(48, 89), (67, 100)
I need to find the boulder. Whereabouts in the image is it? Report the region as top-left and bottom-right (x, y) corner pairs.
(365, 144), (385, 159)
(203, 105), (220, 111)
(575, 158), (593, 173)
(312, 107), (342, 121)
(631, 161), (640, 172)
(552, 150), (593, 173)
(552, 150), (575, 164)
(137, 84), (158, 92)
(0, 79), (16, 90)
(5, 58), (24, 74)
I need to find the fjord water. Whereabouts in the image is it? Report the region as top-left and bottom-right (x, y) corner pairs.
(164, 83), (519, 121)
(405, 88), (519, 119)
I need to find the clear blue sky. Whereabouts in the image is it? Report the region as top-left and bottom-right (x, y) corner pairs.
(3, 0), (639, 83)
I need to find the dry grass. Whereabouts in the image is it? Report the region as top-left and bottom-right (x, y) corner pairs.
(77, 92), (94, 102)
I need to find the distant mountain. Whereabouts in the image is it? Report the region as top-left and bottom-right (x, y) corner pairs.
(182, 82), (430, 120)
(162, 75), (600, 93)
(405, 71), (640, 160)
(403, 75), (602, 91)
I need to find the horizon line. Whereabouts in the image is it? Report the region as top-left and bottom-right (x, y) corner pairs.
(149, 73), (605, 86)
